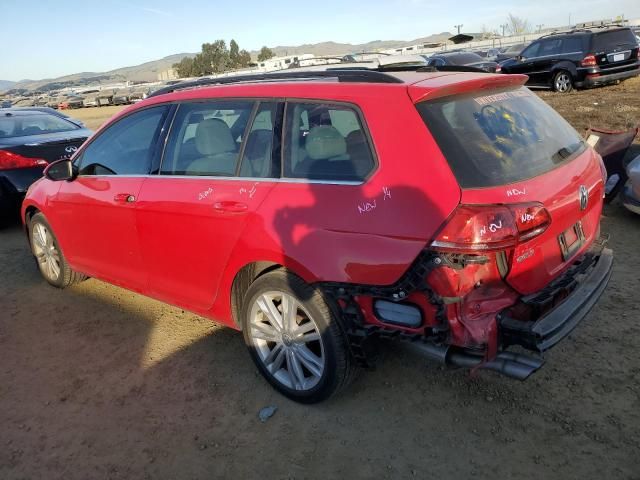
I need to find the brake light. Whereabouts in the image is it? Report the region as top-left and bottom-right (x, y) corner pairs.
(431, 203), (551, 253)
(581, 54), (597, 67)
(495, 65), (502, 73)
(0, 150), (48, 171)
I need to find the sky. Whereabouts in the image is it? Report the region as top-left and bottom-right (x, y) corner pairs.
(0, 0), (639, 81)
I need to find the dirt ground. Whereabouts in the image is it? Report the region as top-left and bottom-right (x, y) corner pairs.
(1, 82), (639, 480)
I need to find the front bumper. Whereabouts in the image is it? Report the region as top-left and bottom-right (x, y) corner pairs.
(499, 245), (613, 352)
(576, 65), (640, 87)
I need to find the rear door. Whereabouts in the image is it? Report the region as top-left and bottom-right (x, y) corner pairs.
(136, 100), (281, 311)
(416, 87), (604, 294)
(591, 29), (640, 72)
(51, 105), (170, 291)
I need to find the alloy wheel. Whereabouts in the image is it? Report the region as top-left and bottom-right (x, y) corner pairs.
(32, 223), (61, 281)
(248, 291), (325, 391)
(555, 73), (572, 92)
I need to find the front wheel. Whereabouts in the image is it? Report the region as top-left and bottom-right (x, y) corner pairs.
(241, 270), (357, 403)
(553, 70), (574, 93)
(29, 212), (86, 288)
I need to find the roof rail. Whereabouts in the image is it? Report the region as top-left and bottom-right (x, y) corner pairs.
(148, 70), (404, 98)
(540, 23), (628, 38)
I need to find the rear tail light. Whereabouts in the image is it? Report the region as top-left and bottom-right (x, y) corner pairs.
(581, 54), (597, 67)
(0, 150), (48, 171)
(431, 203), (551, 253)
(495, 65), (502, 73)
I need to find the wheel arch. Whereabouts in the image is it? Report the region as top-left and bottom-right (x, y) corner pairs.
(551, 61), (578, 78)
(230, 261), (284, 329)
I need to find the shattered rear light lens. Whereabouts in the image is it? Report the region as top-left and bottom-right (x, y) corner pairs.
(431, 203), (551, 253)
(0, 150), (48, 171)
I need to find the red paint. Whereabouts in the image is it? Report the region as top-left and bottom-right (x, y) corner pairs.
(22, 72), (606, 356)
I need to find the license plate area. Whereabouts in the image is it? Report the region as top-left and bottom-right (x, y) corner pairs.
(558, 221), (586, 261)
(612, 53), (625, 62)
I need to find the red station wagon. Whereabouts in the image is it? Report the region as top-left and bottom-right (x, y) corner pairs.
(22, 70), (613, 403)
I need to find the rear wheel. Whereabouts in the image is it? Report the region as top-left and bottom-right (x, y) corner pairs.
(553, 70), (573, 93)
(241, 270), (357, 403)
(29, 212), (86, 288)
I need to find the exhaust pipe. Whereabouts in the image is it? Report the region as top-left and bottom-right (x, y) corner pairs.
(404, 341), (544, 380)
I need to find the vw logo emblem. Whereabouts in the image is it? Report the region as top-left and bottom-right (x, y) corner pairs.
(579, 185), (588, 211)
(64, 145), (77, 153)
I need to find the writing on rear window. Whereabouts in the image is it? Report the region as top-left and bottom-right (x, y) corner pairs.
(474, 90), (529, 106)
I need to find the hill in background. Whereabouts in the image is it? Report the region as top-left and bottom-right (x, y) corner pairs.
(2, 32), (451, 92)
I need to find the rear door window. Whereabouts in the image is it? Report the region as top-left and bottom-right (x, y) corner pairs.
(538, 39), (562, 56)
(282, 102), (375, 182)
(416, 87), (585, 188)
(560, 37), (584, 54)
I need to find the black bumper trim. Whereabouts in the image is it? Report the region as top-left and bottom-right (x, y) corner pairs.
(575, 67), (640, 87)
(499, 247), (613, 352)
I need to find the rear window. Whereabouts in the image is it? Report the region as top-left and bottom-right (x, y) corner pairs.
(0, 112), (79, 138)
(416, 87), (585, 188)
(592, 29), (637, 50)
(449, 53), (483, 65)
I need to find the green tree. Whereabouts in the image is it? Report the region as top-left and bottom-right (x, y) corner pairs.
(173, 57), (195, 77)
(173, 39), (253, 77)
(257, 46), (275, 62)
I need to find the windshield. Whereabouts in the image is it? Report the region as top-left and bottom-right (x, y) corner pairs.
(0, 112), (79, 138)
(416, 87), (585, 188)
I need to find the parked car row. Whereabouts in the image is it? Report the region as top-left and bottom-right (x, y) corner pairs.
(423, 25), (640, 93)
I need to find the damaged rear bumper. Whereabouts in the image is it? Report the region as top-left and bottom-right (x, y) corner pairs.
(499, 246), (613, 352)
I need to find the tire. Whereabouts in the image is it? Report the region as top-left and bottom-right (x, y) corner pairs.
(28, 212), (86, 288)
(241, 269), (357, 403)
(553, 70), (573, 93)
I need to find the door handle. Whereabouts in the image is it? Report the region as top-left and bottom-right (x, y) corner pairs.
(114, 193), (136, 203)
(213, 201), (248, 213)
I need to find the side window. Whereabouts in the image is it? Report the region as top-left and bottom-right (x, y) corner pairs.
(78, 106), (168, 176)
(560, 37), (583, 54)
(161, 101), (254, 176)
(283, 102), (375, 182)
(239, 102), (280, 178)
(521, 42), (541, 59)
(538, 39), (562, 56)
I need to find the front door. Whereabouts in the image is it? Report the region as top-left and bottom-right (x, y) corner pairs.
(136, 100), (281, 311)
(52, 105), (170, 291)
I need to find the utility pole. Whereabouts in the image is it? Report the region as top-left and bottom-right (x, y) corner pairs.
(536, 24), (544, 33)
(454, 24), (463, 35)
(500, 23), (508, 37)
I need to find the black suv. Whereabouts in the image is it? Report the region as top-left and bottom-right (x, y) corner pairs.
(501, 26), (640, 92)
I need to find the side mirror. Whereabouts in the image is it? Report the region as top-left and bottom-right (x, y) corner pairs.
(44, 159), (75, 181)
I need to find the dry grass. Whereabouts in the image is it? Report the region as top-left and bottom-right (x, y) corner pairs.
(536, 75), (640, 138)
(66, 105), (127, 131)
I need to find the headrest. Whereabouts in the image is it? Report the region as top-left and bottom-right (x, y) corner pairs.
(305, 126), (347, 160)
(195, 118), (236, 156)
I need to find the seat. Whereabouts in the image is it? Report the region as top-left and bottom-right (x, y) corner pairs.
(294, 125), (359, 180)
(345, 130), (374, 178)
(240, 129), (273, 177)
(186, 118), (237, 175)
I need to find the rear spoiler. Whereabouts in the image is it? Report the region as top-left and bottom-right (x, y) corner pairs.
(408, 73), (529, 103)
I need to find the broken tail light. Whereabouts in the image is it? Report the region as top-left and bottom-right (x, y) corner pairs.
(0, 150), (48, 171)
(431, 203), (551, 253)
